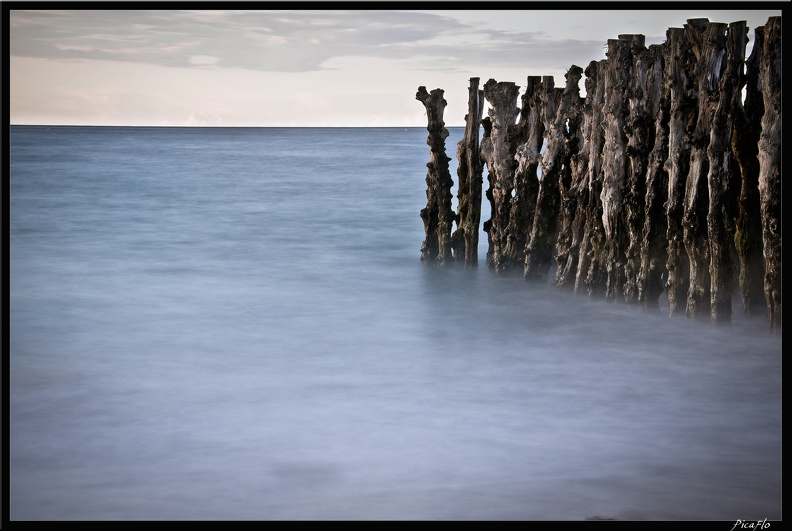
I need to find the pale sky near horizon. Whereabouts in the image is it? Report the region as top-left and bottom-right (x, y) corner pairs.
(8, 7), (783, 127)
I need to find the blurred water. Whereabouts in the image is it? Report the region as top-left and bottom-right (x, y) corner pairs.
(9, 126), (781, 521)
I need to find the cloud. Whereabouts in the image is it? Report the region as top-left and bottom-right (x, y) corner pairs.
(11, 8), (781, 127)
(8, 9), (604, 73)
(189, 55), (220, 66)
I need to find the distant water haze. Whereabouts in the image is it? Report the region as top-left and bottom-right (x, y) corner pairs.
(9, 126), (781, 520)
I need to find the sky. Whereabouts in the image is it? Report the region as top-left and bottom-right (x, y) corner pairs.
(7, 7), (784, 127)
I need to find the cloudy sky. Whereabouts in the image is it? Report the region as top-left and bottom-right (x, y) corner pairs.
(8, 7), (783, 127)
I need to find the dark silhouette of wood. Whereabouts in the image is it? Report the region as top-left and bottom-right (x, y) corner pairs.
(417, 15), (782, 332)
(757, 16), (782, 333)
(481, 116), (494, 261)
(706, 21), (747, 324)
(553, 69), (589, 289)
(600, 37), (634, 300)
(451, 78), (485, 266)
(576, 60), (608, 297)
(481, 79), (521, 272)
(417, 86), (455, 264)
(525, 67), (583, 282)
(664, 27), (696, 317)
(682, 19), (727, 319)
(622, 38), (660, 306)
(504, 77), (544, 270)
(733, 26), (766, 316)
(637, 44), (669, 311)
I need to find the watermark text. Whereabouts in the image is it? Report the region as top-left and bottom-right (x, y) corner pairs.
(731, 519), (770, 531)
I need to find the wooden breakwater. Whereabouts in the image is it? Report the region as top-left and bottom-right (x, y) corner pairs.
(417, 17), (781, 332)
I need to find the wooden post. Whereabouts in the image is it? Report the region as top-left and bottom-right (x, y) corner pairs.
(503, 77), (544, 270)
(600, 37), (633, 300)
(414, 16), (781, 333)
(682, 19), (727, 319)
(525, 67), (584, 282)
(758, 16), (782, 333)
(553, 69), (589, 289)
(417, 86), (455, 264)
(481, 79), (521, 272)
(637, 44), (669, 311)
(481, 116), (494, 262)
(451, 78), (485, 266)
(664, 27), (696, 317)
(575, 60), (608, 296)
(706, 21), (747, 324)
(623, 35), (654, 304)
(733, 26), (766, 317)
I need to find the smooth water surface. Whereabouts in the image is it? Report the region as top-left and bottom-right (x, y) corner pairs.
(9, 126), (781, 521)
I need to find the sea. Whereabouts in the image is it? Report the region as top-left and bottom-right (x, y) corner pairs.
(8, 125), (782, 521)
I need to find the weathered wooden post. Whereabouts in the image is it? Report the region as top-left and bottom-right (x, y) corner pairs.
(623, 35), (654, 304)
(417, 86), (455, 264)
(481, 79), (521, 272)
(733, 26), (766, 317)
(664, 27), (696, 317)
(576, 60), (608, 296)
(682, 19), (727, 318)
(503, 77), (544, 269)
(481, 116), (494, 262)
(413, 15), (781, 332)
(451, 77), (485, 266)
(758, 16), (782, 332)
(600, 37), (634, 300)
(637, 44), (669, 311)
(554, 69), (590, 289)
(706, 21), (748, 324)
(525, 67), (584, 282)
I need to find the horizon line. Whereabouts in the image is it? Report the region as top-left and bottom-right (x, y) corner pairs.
(10, 123), (469, 128)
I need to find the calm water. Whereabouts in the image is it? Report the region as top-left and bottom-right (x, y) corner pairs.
(9, 126), (781, 521)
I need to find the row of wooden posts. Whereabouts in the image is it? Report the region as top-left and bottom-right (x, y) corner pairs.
(417, 17), (781, 332)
